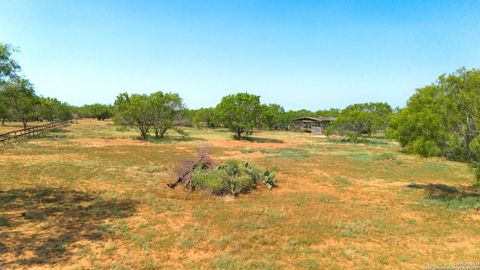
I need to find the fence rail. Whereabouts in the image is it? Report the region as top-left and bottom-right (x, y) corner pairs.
(0, 121), (69, 146)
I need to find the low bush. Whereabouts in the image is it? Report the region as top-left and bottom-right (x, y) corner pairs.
(191, 159), (276, 196)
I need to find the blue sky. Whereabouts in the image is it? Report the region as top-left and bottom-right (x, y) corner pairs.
(0, 0), (479, 110)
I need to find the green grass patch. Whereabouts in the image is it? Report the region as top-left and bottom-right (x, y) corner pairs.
(428, 196), (480, 210)
(318, 194), (335, 203)
(349, 152), (399, 163)
(409, 183), (480, 210)
(240, 148), (313, 160)
(0, 216), (11, 227)
(334, 223), (367, 238)
(328, 137), (390, 145)
(334, 176), (351, 185)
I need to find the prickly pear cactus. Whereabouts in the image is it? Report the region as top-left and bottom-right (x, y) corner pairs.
(263, 170), (276, 189)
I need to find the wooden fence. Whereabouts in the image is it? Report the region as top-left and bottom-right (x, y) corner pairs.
(0, 121), (69, 146)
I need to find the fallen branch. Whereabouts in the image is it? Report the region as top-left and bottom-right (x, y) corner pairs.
(167, 148), (214, 198)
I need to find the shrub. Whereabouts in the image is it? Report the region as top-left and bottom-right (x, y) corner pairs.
(192, 169), (228, 194)
(191, 159), (276, 196)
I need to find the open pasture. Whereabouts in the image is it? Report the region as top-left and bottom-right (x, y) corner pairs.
(0, 119), (479, 269)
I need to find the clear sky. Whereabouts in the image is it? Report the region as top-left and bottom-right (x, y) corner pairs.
(0, 0), (479, 110)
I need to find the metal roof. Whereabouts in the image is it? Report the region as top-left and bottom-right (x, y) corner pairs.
(293, 116), (337, 122)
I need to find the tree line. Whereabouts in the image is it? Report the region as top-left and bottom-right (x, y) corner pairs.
(111, 91), (346, 140)
(0, 44), (114, 128)
(1, 43), (391, 140)
(0, 44), (73, 128)
(190, 100), (341, 133)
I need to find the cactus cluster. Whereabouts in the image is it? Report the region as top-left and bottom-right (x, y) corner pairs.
(168, 150), (276, 197)
(192, 159), (276, 196)
(262, 170), (276, 190)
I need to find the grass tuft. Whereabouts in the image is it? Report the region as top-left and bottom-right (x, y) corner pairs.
(0, 216), (11, 227)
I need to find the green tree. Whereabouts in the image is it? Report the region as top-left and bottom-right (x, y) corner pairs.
(114, 92), (186, 140)
(332, 102), (392, 142)
(216, 93), (261, 138)
(0, 90), (10, 125)
(192, 107), (218, 128)
(315, 108), (341, 117)
(388, 68), (480, 183)
(440, 68), (480, 160)
(0, 43), (20, 83)
(180, 109), (194, 127)
(114, 93), (153, 140)
(149, 91), (185, 138)
(38, 97), (72, 122)
(260, 103), (285, 130)
(387, 85), (446, 156)
(368, 102), (393, 133)
(0, 43), (73, 127)
(3, 78), (39, 128)
(389, 68), (480, 161)
(332, 104), (371, 142)
(0, 43), (20, 125)
(81, 103), (113, 120)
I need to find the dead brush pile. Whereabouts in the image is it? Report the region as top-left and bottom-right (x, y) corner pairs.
(167, 149), (276, 198)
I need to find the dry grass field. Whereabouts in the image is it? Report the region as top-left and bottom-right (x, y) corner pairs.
(1, 119), (479, 269)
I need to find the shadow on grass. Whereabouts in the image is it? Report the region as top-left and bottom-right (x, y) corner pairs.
(0, 187), (137, 267)
(407, 183), (480, 209)
(233, 136), (284, 144)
